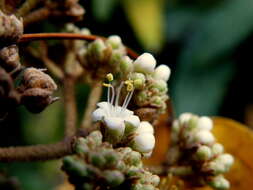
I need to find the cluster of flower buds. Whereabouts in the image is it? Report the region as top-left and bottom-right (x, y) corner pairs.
(62, 131), (160, 190)
(129, 53), (170, 113)
(0, 12), (58, 115)
(92, 73), (156, 156)
(167, 113), (234, 190)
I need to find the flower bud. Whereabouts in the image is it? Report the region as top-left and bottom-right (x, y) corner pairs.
(152, 79), (167, 93)
(197, 116), (213, 131)
(154, 64), (171, 81)
(193, 130), (215, 145)
(119, 56), (133, 74)
(106, 35), (122, 49)
(135, 121), (154, 134)
(75, 137), (89, 154)
(195, 145), (212, 161)
(88, 130), (103, 146)
(87, 39), (106, 61)
(124, 151), (142, 166)
(103, 170), (125, 187)
(89, 152), (106, 167)
(133, 53), (156, 74)
(133, 133), (155, 153)
(130, 73), (146, 89)
(62, 156), (88, 177)
(209, 175), (230, 190)
(212, 143), (224, 155)
(179, 113), (193, 124)
(216, 154), (234, 169)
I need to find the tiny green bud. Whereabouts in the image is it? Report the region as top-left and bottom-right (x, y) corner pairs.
(103, 170), (125, 187)
(88, 131), (103, 146)
(89, 152), (106, 168)
(126, 166), (141, 177)
(106, 35), (122, 49)
(120, 56), (133, 74)
(124, 151), (142, 166)
(103, 151), (119, 167)
(152, 79), (167, 93)
(63, 157), (88, 177)
(130, 73), (146, 89)
(195, 145), (212, 161)
(82, 183), (94, 190)
(88, 39), (106, 60)
(75, 138), (89, 154)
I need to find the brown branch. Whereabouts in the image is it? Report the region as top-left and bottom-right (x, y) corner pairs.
(23, 7), (50, 26)
(63, 75), (77, 137)
(16, 0), (42, 17)
(80, 82), (102, 130)
(0, 137), (75, 162)
(18, 33), (139, 59)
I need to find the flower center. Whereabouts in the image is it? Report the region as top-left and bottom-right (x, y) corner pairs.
(103, 73), (134, 117)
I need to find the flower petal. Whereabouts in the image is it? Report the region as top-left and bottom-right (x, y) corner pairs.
(133, 133), (155, 153)
(136, 121), (154, 134)
(92, 108), (106, 122)
(104, 116), (125, 135)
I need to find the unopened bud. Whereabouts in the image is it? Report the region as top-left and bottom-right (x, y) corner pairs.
(132, 133), (155, 153)
(134, 53), (156, 74)
(212, 143), (224, 155)
(106, 35), (122, 49)
(119, 56), (133, 74)
(197, 116), (213, 131)
(154, 64), (171, 81)
(209, 175), (230, 190)
(195, 145), (212, 161)
(103, 170), (125, 187)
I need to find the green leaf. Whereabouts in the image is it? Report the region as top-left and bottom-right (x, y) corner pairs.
(92, 0), (118, 22)
(122, 0), (165, 52)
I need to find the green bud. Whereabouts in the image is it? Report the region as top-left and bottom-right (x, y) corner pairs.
(88, 39), (106, 61)
(136, 91), (149, 104)
(62, 156), (88, 177)
(89, 152), (106, 168)
(195, 145), (212, 161)
(151, 79), (167, 93)
(208, 175), (230, 190)
(124, 151), (142, 166)
(106, 35), (122, 49)
(150, 96), (163, 107)
(88, 131), (103, 147)
(103, 150), (119, 167)
(120, 56), (133, 74)
(103, 170), (125, 187)
(126, 166), (141, 177)
(141, 184), (156, 190)
(130, 73), (146, 89)
(109, 50), (124, 66)
(75, 138), (89, 154)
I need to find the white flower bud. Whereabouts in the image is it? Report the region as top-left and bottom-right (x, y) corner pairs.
(133, 133), (155, 153)
(136, 121), (154, 134)
(106, 35), (122, 49)
(133, 53), (156, 74)
(193, 130), (215, 145)
(197, 116), (213, 131)
(209, 175), (230, 190)
(172, 120), (180, 133)
(195, 145), (212, 161)
(179, 113), (193, 124)
(154, 64), (171, 81)
(152, 79), (167, 93)
(124, 115), (140, 134)
(212, 143), (224, 155)
(217, 154), (234, 169)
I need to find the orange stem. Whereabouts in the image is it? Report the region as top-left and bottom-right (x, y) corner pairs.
(19, 33), (139, 59)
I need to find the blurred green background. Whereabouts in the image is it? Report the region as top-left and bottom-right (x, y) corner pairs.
(1, 0), (253, 189)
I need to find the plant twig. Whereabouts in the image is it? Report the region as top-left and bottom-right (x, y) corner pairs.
(16, 0), (42, 17)
(80, 82), (102, 130)
(0, 137), (74, 162)
(63, 75), (77, 137)
(23, 7), (50, 26)
(19, 33), (139, 59)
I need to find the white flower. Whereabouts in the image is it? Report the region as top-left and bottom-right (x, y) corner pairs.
(92, 80), (140, 143)
(154, 64), (171, 81)
(133, 53), (156, 74)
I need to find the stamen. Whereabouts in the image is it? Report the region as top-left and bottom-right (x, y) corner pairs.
(115, 82), (124, 107)
(106, 73), (114, 82)
(122, 90), (134, 109)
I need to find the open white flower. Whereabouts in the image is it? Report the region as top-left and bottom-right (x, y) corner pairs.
(92, 76), (140, 143)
